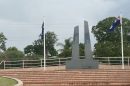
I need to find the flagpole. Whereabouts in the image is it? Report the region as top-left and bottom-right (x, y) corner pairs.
(42, 17), (46, 71)
(120, 15), (125, 69)
(43, 22), (46, 70)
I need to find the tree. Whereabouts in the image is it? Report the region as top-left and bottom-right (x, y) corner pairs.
(0, 52), (6, 61)
(57, 37), (72, 57)
(92, 17), (130, 57)
(33, 39), (43, 55)
(79, 43), (85, 56)
(45, 31), (58, 57)
(57, 37), (85, 57)
(24, 45), (34, 56)
(0, 33), (7, 52)
(5, 47), (24, 60)
(24, 31), (58, 57)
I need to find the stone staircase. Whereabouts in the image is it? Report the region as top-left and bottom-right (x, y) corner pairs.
(0, 69), (130, 86)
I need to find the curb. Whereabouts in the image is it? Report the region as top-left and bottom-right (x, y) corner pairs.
(2, 76), (23, 86)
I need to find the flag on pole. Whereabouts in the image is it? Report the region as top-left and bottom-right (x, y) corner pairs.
(42, 21), (44, 35)
(108, 15), (124, 69)
(120, 15), (125, 69)
(108, 16), (121, 32)
(40, 21), (44, 39)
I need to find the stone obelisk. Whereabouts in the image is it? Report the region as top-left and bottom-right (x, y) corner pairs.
(84, 21), (92, 59)
(66, 26), (81, 69)
(72, 26), (79, 60)
(83, 20), (99, 68)
(66, 21), (99, 69)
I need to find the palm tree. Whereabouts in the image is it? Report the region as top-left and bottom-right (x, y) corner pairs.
(57, 37), (72, 57)
(57, 37), (85, 57)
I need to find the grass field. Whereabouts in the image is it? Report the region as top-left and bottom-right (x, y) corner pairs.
(0, 77), (17, 86)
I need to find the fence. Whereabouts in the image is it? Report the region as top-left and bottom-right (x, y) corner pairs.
(0, 57), (130, 69)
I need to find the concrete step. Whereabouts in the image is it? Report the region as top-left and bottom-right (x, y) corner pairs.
(0, 69), (130, 86)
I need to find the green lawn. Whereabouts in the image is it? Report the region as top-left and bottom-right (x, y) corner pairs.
(0, 77), (18, 86)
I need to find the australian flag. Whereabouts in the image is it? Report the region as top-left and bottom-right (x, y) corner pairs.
(40, 21), (44, 40)
(108, 16), (121, 32)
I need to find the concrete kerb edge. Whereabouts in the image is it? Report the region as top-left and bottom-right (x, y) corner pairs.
(2, 76), (23, 86)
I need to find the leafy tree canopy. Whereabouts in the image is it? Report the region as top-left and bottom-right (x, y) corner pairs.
(0, 33), (7, 52)
(24, 31), (58, 57)
(92, 17), (130, 57)
(5, 47), (24, 60)
(57, 37), (85, 57)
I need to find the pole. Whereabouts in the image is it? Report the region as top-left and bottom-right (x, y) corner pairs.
(4, 61), (5, 69)
(44, 32), (46, 70)
(23, 60), (24, 69)
(41, 18), (46, 70)
(43, 21), (46, 70)
(120, 15), (125, 69)
(128, 57), (129, 66)
(41, 59), (43, 67)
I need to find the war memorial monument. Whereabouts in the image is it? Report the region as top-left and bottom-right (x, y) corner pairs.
(66, 21), (99, 69)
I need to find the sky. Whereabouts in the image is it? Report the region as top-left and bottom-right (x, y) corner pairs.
(0, 0), (130, 51)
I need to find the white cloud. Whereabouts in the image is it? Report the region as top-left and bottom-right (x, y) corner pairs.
(0, 0), (130, 51)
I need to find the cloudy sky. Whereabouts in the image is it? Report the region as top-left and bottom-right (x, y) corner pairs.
(0, 0), (130, 51)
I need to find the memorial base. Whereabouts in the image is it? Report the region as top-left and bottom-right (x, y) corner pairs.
(66, 58), (99, 69)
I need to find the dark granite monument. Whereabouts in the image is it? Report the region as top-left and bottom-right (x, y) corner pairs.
(66, 21), (99, 69)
